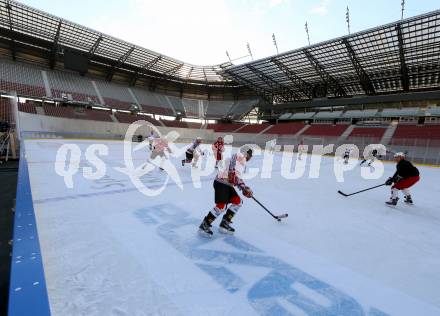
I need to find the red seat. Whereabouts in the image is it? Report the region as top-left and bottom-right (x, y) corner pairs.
(43, 105), (75, 118)
(264, 123), (305, 135)
(207, 123), (245, 132)
(18, 102), (37, 114)
(393, 124), (440, 139)
(349, 127), (387, 138)
(302, 124), (349, 136)
(237, 124), (270, 133)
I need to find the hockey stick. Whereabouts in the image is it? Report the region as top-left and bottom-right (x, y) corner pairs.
(252, 196), (288, 221)
(338, 183), (386, 197)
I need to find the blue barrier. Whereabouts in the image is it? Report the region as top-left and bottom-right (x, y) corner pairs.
(8, 147), (51, 316)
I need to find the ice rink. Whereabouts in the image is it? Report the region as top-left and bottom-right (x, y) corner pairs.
(23, 138), (440, 316)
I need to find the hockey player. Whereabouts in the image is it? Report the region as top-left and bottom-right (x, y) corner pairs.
(343, 147), (352, 164)
(385, 152), (420, 205)
(198, 147), (254, 236)
(147, 131), (155, 150)
(144, 136), (172, 170)
(297, 140), (306, 160)
(182, 137), (203, 167)
(360, 148), (378, 166)
(212, 137), (225, 169)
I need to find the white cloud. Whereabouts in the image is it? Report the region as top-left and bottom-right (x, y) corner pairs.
(310, 0), (331, 16)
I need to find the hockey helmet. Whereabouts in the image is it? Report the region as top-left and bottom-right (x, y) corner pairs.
(393, 152), (405, 158)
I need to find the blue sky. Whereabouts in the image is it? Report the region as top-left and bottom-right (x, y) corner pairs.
(18, 0), (440, 65)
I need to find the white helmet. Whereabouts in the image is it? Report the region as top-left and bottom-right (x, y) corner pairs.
(393, 152), (405, 158)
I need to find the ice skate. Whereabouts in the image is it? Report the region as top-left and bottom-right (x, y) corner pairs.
(198, 220), (213, 237)
(404, 195), (413, 204)
(219, 218), (235, 234)
(385, 197), (399, 206)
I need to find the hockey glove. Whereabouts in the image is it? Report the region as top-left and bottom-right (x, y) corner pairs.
(240, 185), (253, 198)
(385, 177), (393, 186)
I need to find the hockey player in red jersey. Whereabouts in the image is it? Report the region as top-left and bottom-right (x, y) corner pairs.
(385, 152), (420, 205)
(198, 147), (253, 236)
(212, 137), (225, 169)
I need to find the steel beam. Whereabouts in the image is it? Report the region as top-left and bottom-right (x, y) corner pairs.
(5, 1), (16, 60)
(303, 49), (346, 97)
(342, 38), (375, 95)
(88, 35), (103, 58)
(225, 71), (273, 102)
(396, 23), (410, 92)
(164, 63), (184, 76)
(271, 58), (313, 99)
(49, 21), (62, 69)
(106, 46), (135, 81)
(245, 64), (299, 101)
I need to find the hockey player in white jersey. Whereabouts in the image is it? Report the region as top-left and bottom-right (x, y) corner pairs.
(198, 147), (253, 236)
(297, 139), (306, 160)
(360, 148), (378, 166)
(343, 147), (352, 164)
(182, 137), (203, 167)
(143, 136), (172, 171)
(147, 131), (155, 150)
(150, 137), (172, 170)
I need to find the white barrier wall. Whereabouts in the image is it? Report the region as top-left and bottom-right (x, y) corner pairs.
(18, 112), (215, 141)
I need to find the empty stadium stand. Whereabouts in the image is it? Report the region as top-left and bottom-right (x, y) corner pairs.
(392, 124), (440, 139)
(207, 123), (245, 133)
(17, 103), (37, 115)
(348, 127), (387, 138)
(236, 123), (271, 133)
(0, 60), (46, 98)
(47, 70), (99, 103)
(160, 120), (202, 129)
(42, 105), (76, 119)
(132, 88), (175, 116)
(114, 112), (160, 126)
(205, 100), (234, 119)
(81, 109), (113, 122)
(302, 124), (349, 137)
(263, 122), (305, 135)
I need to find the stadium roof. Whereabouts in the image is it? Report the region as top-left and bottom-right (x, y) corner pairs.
(1, 0), (439, 101)
(223, 9), (440, 103)
(0, 0), (230, 84)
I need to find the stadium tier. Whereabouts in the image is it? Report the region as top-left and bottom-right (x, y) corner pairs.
(114, 112), (160, 125)
(0, 58), (260, 119)
(302, 124), (349, 137)
(17, 102), (37, 115)
(160, 120), (202, 129)
(348, 127), (387, 138)
(392, 124), (440, 139)
(263, 122), (305, 135)
(207, 123), (245, 132)
(235, 123), (271, 133)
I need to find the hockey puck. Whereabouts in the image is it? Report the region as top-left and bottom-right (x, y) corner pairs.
(277, 218), (281, 222)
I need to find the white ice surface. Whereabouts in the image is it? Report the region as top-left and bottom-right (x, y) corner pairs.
(24, 139), (440, 316)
